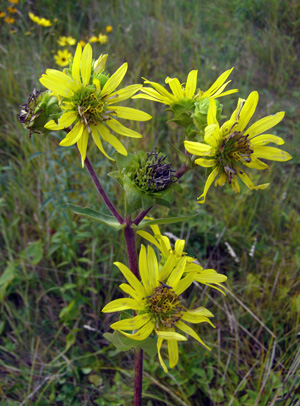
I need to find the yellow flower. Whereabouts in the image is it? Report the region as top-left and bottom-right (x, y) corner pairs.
(133, 68), (238, 105)
(102, 245), (215, 373)
(79, 40), (86, 48)
(137, 221), (227, 294)
(4, 16), (15, 24)
(106, 25), (113, 33)
(89, 34), (108, 44)
(57, 36), (76, 46)
(40, 43), (151, 167)
(0, 11), (6, 18)
(8, 0), (18, 3)
(28, 12), (52, 27)
(7, 6), (17, 13)
(184, 92), (292, 204)
(54, 49), (72, 67)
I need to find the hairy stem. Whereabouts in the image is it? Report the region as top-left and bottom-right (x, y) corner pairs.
(124, 216), (143, 405)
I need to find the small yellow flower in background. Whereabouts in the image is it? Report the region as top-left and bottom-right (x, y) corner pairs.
(184, 92), (292, 204)
(133, 68), (238, 105)
(8, 0), (19, 3)
(28, 12), (52, 27)
(0, 11), (6, 17)
(89, 33), (108, 44)
(4, 16), (15, 24)
(40, 43), (151, 167)
(102, 245), (216, 373)
(137, 221), (227, 294)
(57, 36), (76, 46)
(7, 6), (17, 13)
(106, 25), (113, 33)
(54, 49), (72, 67)
(79, 40), (86, 48)
(25, 31), (31, 36)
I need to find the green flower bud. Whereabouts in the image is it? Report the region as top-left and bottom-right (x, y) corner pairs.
(167, 99), (195, 128)
(18, 89), (61, 136)
(192, 97), (223, 132)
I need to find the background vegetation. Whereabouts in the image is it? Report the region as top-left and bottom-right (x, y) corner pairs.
(0, 0), (299, 405)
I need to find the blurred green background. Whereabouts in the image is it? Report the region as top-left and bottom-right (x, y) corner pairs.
(0, 0), (299, 405)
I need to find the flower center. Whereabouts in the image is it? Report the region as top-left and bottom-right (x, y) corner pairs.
(216, 131), (253, 183)
(146, 284), (184, 328)
(73, 88), (105, 126)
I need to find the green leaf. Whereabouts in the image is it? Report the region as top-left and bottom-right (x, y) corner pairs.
(104, 331), (157, 357)
(0, 262), (17, 302)
(25, 240), (43, 265)
(136, 213), (199, 229)
(67, 204), (123, 230)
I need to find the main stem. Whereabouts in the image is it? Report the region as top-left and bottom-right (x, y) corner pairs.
(124, 217), (143, 406)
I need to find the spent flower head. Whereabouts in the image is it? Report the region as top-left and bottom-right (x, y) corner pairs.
(184, 92), (292, 204)
(39, 43), (151, 166)
(102, 245), (216, 372)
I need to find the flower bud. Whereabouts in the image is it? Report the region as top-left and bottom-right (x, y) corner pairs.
(192, 97), (223, 132)
(18, 89), (61, 135)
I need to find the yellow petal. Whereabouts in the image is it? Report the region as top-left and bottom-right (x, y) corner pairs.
(185, 70), (198, 98)
(252, 146), (292, 162)
(81, 43), (92, 86)
(213, 88), (238, 98)
(119, 283), (142, 301)
(207, 98), (218, 126)
(204, 124), (219, 148)
(102, 298), (145, 312)
(72, 43), (82, 84)
(105, 84), (142, 104)
(98, 123), (127, 155)
(166, 257), (187, 289)
(167, 78), (184, 99)
(158, 254), (177, 282)
(237, 170), (270, 190)
(90, 124), (114, 160)
(157, 337), (168, 373)
(175, 320), (212, 350)
(59, 122), (84, 146)
(195, 269), (227, 283)
(250, 134), (285, 146)
(194, 158), (216, 167)
(168, 338), (179, 368)
(181, 312), (215, 326)
(44, 69), (80, 92)
(197, 167), (219, 204)
(111, 314), (151, 330)
(243, 157), (269, 170)
(247, 111), (285, 139)
(40, 75), (74, 98)
(139, 245), (152, 295)
(44, 111), (77, 130)
(112, 106), (152, 121)
(132, 93), (166, 103)
(236, 91), (259, 132)
(119, 319), (155, 341)
(101, 63), (128, 96)
(184, 141), (213, 156)
(114, 261), (147, 298)
(201, 67), (234, 98)
(174, 271), (197, 296)
(147, 246), (159, 292)
(143, 80), (177, 104)
(106, 118), (142, 138)
(77, 127), (89, 167)
(136, 230), (161, 250)
(156, 330), (187, 341)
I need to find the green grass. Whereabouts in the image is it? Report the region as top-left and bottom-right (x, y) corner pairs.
(0, 0), (300, 405)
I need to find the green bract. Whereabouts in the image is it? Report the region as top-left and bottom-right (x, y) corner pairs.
(192, 97), (223, 134)
(110, 151), (181, 213)
(18, 89), (61, 135)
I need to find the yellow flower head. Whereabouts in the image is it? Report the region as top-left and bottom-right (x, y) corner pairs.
(102, 245), (216, 372)
(57, 36), (76, 46)
(39, 43), (151, 167)
(28, 12), (52, 27)
(89, 34), (108, 44)
(133, 68), (238, 105)
(4, 16), (15, 24)
(79, 40), (86, 48)
(9, 0), (19, 3)
(0, 11), (5, 18)
(7, 6), (17, 13)
(184, 92), (292, 204)
(54, 49), (72, 67)
(137, 221), (227, 294)
(106, 25), (113, 33)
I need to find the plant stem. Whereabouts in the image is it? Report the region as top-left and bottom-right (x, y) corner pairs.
(84, 156), (124, 224)
(124, 216), (143, 405)
(133, 206), (153, 226)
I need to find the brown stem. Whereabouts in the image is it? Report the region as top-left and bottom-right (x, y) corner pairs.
(84, 156), (124, 224)
(175, 164), (189, 179)
(133, 206), (153, 226)
(124, 216), (143, 405)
